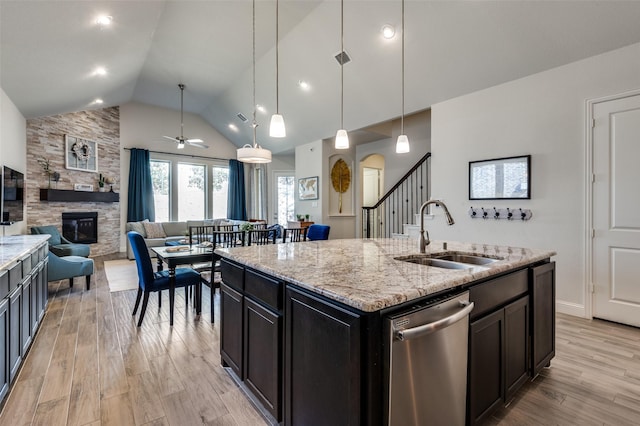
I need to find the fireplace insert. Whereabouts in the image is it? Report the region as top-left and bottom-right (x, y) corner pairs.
(62, 211), (98, 244)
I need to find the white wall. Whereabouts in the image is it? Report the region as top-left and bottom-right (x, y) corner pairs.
(429, 41), (640, 317)
(295, 140), (323, 224)
(0, 87), (27, 235)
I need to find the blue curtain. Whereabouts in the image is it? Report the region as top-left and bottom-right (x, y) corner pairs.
(228, 159), (247, 220)
(127, 148), (155, 222)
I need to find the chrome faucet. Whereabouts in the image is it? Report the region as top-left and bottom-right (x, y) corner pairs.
(419, 200), (455, 253)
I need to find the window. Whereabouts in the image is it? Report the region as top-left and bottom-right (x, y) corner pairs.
(274, 172), (295, 226)
(150, 160), (170, 222)
(178, 163), (206, 220)
(211, 166), (229, 218)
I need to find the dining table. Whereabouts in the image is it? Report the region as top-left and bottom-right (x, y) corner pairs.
(151, 244), (215, 318)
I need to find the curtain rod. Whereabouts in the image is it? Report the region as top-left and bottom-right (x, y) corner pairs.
(123, 147), (229, 162)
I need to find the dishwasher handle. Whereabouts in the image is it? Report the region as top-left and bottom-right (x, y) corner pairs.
(395, 301), (475, 341)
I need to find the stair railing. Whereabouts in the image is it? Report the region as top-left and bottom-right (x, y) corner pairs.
(362, 152), (431, 238)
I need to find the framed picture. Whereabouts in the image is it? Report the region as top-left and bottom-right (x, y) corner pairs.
(469, 155), (531, 200)
(298, 176), (319, 200)
(65, 135), (98, 172)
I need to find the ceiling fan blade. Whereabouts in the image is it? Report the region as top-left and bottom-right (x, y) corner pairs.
(186, 141), (209, 149)
(186, 138), (203, 143)
(162, 135), (177, 141)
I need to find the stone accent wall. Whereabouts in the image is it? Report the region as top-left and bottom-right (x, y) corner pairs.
(26, 107), (121, 256)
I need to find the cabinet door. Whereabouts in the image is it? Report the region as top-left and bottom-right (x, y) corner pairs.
(244, 298), (281, 421)
(21, 275), (32, 354)
(531, 262), (556, 377)
(504, 296), (529, 402)
(8, 286), (22, 383)
(31, 268), (40, 335)
(41, 259), (49, 314)
(468, 308), (504, 426)
(220, 283), (243, 378)
(0, 298), (8, 401)
(285, 286), (361, 426)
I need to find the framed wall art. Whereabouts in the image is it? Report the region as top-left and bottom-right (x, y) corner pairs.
(65, 135), (98, 172)
(298, 176), (319, 200)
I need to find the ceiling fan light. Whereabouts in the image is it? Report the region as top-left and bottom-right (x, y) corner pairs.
(237, 144), (272, 163)
(177, 141), (185, 149)
(269, 114), (286, 138)
(396, 134), (410, 153)
(335, 129), (349, 149)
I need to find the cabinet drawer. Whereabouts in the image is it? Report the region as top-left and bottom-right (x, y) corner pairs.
(220, 259), (244, 292)
(469, 269), (528, 320)
(8, 262), (22, 292)
(38, 244), (48, 260)
(245, 269), (282, 312)
(21, 254), (32, 277)
(0, 270), (8, 300)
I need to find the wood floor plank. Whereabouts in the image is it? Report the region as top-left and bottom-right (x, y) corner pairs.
(0, 376), (44, 425)
(32, 396), (69, 426)
(127, 371), (166, 425)
(101, 392), (136, 426)
(67, 374), (100, 426)
(38, 359), (74, 403)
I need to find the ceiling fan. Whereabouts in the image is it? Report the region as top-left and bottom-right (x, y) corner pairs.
(162, 83), (209, 149)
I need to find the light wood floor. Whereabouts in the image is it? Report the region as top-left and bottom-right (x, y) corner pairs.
(1, 254), (640, 425)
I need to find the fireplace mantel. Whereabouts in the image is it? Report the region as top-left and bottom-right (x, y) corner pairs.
(40, 189), (119, 203)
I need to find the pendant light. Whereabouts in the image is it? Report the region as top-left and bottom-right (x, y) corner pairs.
(396, 0), (410, 154)
(335, 0), (349, 150)
(269, 0), (286, 138)
(238, 0), (272, 164)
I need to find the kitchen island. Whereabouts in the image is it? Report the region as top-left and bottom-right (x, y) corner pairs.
(216, 238), (556, 425)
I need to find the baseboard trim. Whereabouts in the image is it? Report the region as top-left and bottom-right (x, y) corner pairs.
(556, 300), (586, 318)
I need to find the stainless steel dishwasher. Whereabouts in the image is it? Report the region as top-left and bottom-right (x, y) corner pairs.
(385, 291), (474, 426)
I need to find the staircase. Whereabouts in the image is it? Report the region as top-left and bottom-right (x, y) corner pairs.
(362, 152), (431, 239)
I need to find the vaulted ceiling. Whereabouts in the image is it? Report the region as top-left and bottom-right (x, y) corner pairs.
(3, 1), (640, 155)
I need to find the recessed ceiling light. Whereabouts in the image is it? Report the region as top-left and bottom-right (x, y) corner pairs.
(93, 98), (104, 105)
(95, 15), (113, 26)
(93, 67), (107, 76)
(256, 104), (266, 113)
(298, 80), (310, 91)
(228, 124), (239, 132)
(382, 24), (395, 39)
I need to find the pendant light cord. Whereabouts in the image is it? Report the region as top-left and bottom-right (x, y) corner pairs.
(180, 83), (185, 139)
(275, 0), (280, 115)
(401, 0), (405, 135)
(252, 0), (258, 148)
(340, 0), (344, 130)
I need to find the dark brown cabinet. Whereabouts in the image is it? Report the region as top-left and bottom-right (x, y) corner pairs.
(504, 296), (529, 402)
(244, 297), (281, 419)
(531, 262), (556, 377)
(220, 282), (243, 378)
(285, 286), (361, 426)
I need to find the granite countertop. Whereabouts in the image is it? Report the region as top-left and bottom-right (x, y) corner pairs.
(215, 238), (556, 312)
(0, 235), (50, 270)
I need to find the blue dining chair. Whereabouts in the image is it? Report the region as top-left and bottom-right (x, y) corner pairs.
(306, 224), (330, 241)
(127, 231), (201, 327)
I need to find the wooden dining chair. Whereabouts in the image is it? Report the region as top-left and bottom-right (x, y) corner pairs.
(127, 231), (201, 326)
(189, 225), (216, 247)
(247, 228), (277, 246)
(193, 230), (245, 322)
(282, 227), (307, 243)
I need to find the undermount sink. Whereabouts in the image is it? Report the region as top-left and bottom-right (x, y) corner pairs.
(433, 253), (500, 265)
(395, 252), (501, 270)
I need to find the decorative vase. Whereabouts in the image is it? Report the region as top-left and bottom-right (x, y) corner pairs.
(99, 187), (106, 192)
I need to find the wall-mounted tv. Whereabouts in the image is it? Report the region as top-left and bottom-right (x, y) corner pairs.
(2, 166), (25, 224)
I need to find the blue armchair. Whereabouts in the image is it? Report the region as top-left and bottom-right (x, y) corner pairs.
(31, 225), (91, 257)
(128, 231), (201, 327)
(307, 224), (330, 241)
(47, 252), (94, 290)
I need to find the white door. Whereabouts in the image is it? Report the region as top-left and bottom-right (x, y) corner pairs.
(592, 93), (640, 326)
(362, 167), (381, 207)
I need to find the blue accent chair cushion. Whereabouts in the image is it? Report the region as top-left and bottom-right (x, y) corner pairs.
(47, 252), (94, 290)
(31, 225), (91, 257)
(306, 224), (330, 241)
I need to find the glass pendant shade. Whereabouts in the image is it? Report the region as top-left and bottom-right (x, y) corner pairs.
(237, 144), (272, 163)
(177, 141), (185, 149)
(396, 134), (410, 153)
(269, 114), (286, 137)
(335, 129), (349, 149)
